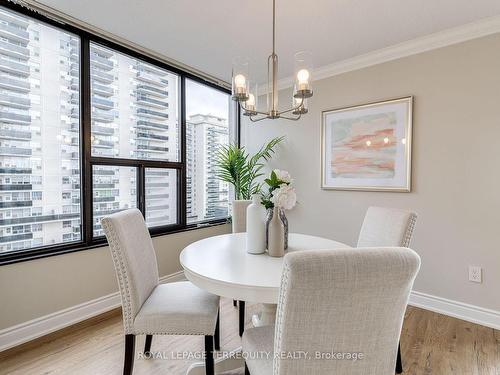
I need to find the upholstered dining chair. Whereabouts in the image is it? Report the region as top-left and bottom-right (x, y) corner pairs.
(357, 206), (418, 373)
(242, 247), (420, 375)
(102, 209), (220, 375)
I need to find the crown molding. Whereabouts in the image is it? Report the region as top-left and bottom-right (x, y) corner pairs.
(275, 14), (500, 91)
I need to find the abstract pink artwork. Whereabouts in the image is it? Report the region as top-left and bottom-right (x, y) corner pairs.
(321, 97), (412, 191)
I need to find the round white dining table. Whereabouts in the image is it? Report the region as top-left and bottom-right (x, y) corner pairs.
(181, 232), (349, 304)
(180, 232), (350, 375)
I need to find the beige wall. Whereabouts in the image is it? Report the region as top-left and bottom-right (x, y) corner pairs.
(243, 34), (500, 312)
(0, 224), (230, 330)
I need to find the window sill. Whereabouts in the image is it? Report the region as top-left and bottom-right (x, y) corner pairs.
(0, 219), (230, 266)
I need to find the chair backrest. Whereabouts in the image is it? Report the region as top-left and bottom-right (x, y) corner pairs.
(274, 247), (420, 375)
(357, 206), (417, 248)
(101, 209), (159, 333)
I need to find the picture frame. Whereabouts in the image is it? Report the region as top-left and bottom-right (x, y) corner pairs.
(321, 96), (413, 192)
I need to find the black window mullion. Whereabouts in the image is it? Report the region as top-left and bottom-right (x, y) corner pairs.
(137, 165), (145, 216)
(81, 35), (93, 246)
(179, 76), (187, 227)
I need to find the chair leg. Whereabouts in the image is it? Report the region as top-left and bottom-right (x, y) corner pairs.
(396, 341), (403, 373)
(245, 361), (250, 375)
(124, 334), (136, 375)
(144, 335), (153, 356)
(214, 310), (220, 351)
(204, 335), (215, 375)
(233, 299), (237, 307)
(238, 301), (245, 337)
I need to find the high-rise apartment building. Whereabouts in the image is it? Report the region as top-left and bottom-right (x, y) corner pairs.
(0, 9), (180, 252)
(89, 43), (178, 235)
(0, 9), (81, 253)
(186, 114), (229, 223)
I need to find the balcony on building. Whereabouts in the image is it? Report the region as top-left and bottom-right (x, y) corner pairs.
(0, 167), (31, 174)
(91, 55), (114, 71)
(0, 75), (30, 93)
(0, 56), (30, 76)
(92, 138), (115, 149)
(92, 108), (115, 122)
(0, 146), (32, 156)
(0, 10), (30, 29)
(0, 93), (31, 109)
(91, 96), (114, 110)
(136, 84), (168, 98)
(69, 63), (79, 77)
(92, 82), (114, 97)
(136, 95), (168, 109)
(136, 119), (169, 131)
(0, 22), (30, 44)
(136, 107), (169, 120)
(0, 183), (32, 191)
(0, 40), (30, 60)
(91, 69), (114, 84)
(136, 71), (169, 87)
(0, 128), (32, 141)
(92, 124), (115, 136)
(136, 131), (169, 141)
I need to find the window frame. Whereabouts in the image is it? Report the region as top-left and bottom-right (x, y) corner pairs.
(0, 2), (240, 265)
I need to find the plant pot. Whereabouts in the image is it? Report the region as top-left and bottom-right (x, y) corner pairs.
(231, 199), (252, 233)
(265, 207), (288, 250)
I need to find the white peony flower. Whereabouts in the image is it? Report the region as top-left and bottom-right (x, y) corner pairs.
(273, 169), (292, 183)
(271, 184), (297, 210)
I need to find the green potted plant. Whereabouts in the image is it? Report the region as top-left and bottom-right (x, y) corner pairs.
(215, 136), (284, 233)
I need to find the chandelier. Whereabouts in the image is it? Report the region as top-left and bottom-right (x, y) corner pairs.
(231, 0), (313, 122)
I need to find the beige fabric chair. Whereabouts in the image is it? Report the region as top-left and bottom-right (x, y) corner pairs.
(242, 247), (420, 375)
(357, 206), (418, 373)
(357, 206), (417, 248)
(102, 209), (220, 375)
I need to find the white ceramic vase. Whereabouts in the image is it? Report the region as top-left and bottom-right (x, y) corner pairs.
(246, 194), (266, 254)
(231, 199), (252, 233)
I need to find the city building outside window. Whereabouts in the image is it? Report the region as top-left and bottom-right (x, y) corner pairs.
(0, 4), (238, 264)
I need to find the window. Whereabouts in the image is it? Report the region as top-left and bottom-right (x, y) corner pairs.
(0, 3), (238, 264)
(90, 43), (179, 161)
(92, 166), (137, 237)
(0, 6), (82, 254)
(186, 79), (235, 223)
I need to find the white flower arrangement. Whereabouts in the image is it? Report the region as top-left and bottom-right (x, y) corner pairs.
(272, 169), (292, 184)
(271, 184), (297, 210)
(262, 169), (297, 210)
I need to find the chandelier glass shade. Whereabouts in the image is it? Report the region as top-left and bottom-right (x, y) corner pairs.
(231, 0), (313, 122)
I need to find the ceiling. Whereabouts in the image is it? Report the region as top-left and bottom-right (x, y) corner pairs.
(35, 0), (500, 83)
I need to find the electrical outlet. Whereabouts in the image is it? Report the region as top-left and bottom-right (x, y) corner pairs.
(468, 266), (482, 283)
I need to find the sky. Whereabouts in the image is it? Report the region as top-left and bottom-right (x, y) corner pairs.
(186, 79), (230, 119)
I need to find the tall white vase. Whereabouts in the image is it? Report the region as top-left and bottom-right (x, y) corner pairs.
(246, 194), (266, 254)
(231, 199), (252, 233)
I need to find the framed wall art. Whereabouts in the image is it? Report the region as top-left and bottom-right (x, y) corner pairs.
(321, 96), (413, 191)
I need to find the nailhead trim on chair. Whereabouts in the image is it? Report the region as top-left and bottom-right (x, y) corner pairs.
(102, 217), (135, 334)
(402, 213), (418, 248)
(273, 262), (291, 375)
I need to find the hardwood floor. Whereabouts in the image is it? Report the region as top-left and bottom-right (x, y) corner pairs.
(0, 298), (498, 374)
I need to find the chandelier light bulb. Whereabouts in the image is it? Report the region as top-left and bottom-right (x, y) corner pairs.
(234, 74), (247, 94)
(297, 69), (310, 92)
(246, 93), (256, 108)
(297, 69), (310, 83)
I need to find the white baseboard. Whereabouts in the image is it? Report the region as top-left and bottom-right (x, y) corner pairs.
(409, 291), (500, 330)
(0, 271), (186, 352)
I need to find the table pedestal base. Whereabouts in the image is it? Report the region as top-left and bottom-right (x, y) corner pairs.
(252, 303), (277, 327)
(186, 304), (278, 374)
